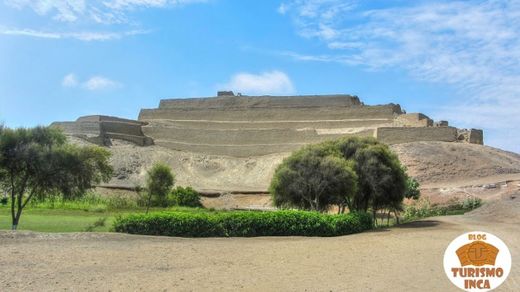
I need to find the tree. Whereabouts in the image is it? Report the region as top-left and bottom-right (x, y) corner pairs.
(269, 137), (410, 223)
(270, 146), (358, 212)
(145, 163), (175, 210)
(352, 144), (407, 219)
(323, 137), (408, 224)
(0, 126), (113, 230)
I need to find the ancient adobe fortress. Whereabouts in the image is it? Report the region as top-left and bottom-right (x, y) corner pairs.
(52, 91), (483, 156)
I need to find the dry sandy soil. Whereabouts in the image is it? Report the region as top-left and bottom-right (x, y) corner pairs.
(392, 142), (520, 188)
(1, 197), (519, 292)
(89, 139), (520, 194)
(73, 137), (520, 211)
(93, 139), (520, 210)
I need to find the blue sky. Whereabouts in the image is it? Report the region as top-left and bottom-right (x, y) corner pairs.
(1, 0), (519, 153)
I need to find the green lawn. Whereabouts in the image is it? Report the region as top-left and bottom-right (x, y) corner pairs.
(0, 205), (211, 232)
(0, 208), (118, 232)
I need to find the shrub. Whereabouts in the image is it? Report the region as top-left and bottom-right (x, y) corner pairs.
(403, 196), (482, 221)
(0, 197), (7, 206)
(169, 186), (203, 208)
(462, 196), (482, 210)
(113, 210), (372, 237)
(145, 163), (175, 207)
(404, 176), (421, 200)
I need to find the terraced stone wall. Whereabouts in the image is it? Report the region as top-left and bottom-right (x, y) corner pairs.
(375, 126), (458, 144)
(51, 115), (153, 146)
(139, 95), (400, 156)
(50, 94), (485, 157)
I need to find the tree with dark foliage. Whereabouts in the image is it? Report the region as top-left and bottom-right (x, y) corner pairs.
(0, 126), (112, 230)
(270, 137), (416, 222)
(270, 145), (358, 212)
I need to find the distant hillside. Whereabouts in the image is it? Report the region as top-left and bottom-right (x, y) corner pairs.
(65, 137), (520, 192)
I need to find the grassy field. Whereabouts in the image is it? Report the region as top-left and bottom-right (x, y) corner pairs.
(0, 205), (210, 232)
(0, 208), (118, 232)
(0, 192), (214, 233)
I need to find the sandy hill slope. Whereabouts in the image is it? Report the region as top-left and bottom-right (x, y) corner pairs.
(79, 138), (285, 192)
(391, 141), (520, 188)
(73, 135), (520, 194)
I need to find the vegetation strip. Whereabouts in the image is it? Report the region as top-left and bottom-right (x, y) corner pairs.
(113, 210), (373, 237)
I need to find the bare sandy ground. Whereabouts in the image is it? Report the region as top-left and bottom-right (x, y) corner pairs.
(92, 139), (520, 210)
(392, 142), (520, 189)
(87, 139), (520, 193)
(1, 204), (519, 292)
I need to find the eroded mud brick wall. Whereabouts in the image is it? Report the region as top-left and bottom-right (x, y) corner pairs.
(139, 95), (402, 156)
(468, 129), (484, 145)
(52, 115), (153, 146)
(375, 127), (458, 144)
(394, 113), (433, 127)
(52, 94), (484, 156)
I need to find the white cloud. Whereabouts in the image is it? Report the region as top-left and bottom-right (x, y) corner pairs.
(220, 71), (295, 96)
(5, 0), (207, 23)
(83, 76), (121, 90)
(104, 0), (207, 10)
(0, 27), (61, 39)
(5, 0), (86, 22)
(103, 0), (169, 10)
(0, 27), (148, 41)
(1, 0), (205, 41)
(62, 73), (78, 87)
(280, 0), (520, 152)
(62, 74), (121, 90)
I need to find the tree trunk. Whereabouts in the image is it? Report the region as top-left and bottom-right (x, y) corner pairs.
(146, 192), (152, 214)
(307, 196), (317, 211)
(372, 209), (377, 227)
(12, 193), (24, 231)
(11, 216), (19, 230)
(10, 174), (16, 230)
(386, 211), (390, 226)
(10, 194), (16, 230)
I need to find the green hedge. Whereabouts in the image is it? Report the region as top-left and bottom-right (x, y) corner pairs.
(113, 210), (372, 237)
(169, 186), (203, 208)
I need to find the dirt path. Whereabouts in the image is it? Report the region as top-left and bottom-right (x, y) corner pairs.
(1, 213), (518, 292)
